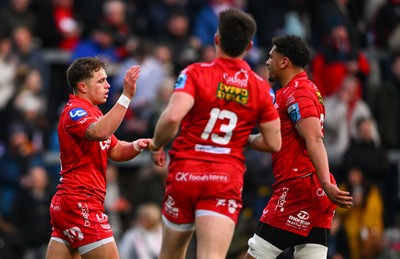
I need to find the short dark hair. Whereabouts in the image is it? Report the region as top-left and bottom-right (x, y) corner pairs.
(66, 57), (105, 89)
(272, 35), (311, 68)
(218, 8), (256, 57)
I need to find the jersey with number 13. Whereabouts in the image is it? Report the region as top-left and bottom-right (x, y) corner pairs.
(169, 57), (278, 168)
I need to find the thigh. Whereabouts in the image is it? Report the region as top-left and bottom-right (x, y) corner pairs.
(159, 221), (194, 259)
(81, 241), (119, 259)
(46, 239), (78, 259)
(195, 215), (235, 259)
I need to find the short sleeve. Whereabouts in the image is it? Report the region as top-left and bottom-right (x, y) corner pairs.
(173, 66), (196, 97)
(285, 88), (320, 125)
(258, 84), (279, 124)
(63, 107), (98, 139)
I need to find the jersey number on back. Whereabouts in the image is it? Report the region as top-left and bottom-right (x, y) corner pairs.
(201, 108), (238, 145)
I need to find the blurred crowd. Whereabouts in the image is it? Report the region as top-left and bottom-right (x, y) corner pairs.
(0, 0), (399, 258)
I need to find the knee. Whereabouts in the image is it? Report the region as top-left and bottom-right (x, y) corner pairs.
(247, 234), (282, 259)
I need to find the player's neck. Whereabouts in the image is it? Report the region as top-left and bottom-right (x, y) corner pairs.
(216, 49), (244, 60)
(75, 93), (96, 106)
(280, 68), (304, 87)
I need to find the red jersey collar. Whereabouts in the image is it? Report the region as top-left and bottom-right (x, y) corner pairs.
(286, 71), (308, 87)
(69, 94), (94, 106)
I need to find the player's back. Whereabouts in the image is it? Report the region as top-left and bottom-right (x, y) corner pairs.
(170, 57), (276, 166)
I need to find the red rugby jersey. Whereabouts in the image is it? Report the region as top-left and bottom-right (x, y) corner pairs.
(56, 95), (118, 202)
(169, 57), (279, 169)
(272, 71), (326, 187)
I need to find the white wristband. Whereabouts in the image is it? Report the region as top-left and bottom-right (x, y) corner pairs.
(117, 94), (131, 108)
(133, 140), (143, 152)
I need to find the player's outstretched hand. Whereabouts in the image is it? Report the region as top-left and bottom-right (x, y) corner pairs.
(323, 182), (353, 209)
(123, 65), (140, 99)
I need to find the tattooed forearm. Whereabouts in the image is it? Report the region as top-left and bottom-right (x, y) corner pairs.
(85, 123), (96, 140)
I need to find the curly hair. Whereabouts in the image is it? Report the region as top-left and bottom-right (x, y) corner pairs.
(272, 35), (311, 68)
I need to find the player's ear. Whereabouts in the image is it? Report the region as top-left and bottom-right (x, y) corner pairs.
(77, 81), (87, 93)
(214, 33), (220, 46)
(281, 57), (289, 69)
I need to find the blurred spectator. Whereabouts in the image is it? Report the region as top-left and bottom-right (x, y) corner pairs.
(4, 67), (48, 153)
(118, 202), (162, 259)
(11, 165), (53, 259)
(99, 0), (131, 59)
(341, 77), (380, 145)
(147, 75), (175, 136)
(0, 31), (17, 144)
(50, 0), (81, 51)
(328, 216), (351, 259)
(160, 10), (199, 75)
(311, 21), (370, 98)
(119, 164), (166, 223)
(113, 38), (168, 140)
(336, 167), (384, 259)
(345, 0), (373, 47)
(372, 0), (400, 52)
(10, 25), (50, 93)
(324, 77), (352, 177)
(105, 164), (131, 241)
(0, 0), (36, 34)
(381, 227), (400, 257)
(368, 52), (400, 149)
(73, 0), (105, 38)
(342, 116), (389, 222)
(283, 8), (307, 41)
(153, 42), (174, 75)
(0, 215), (24, 259)
(364, 0), (386, 26)
(246, 0), (290, 49)
(192, 0), (233, 47)
(308, 0), (363, 48)
(0, 124), (42, 221)
(324, 76), (381, 183)
(137, 0), (190, 41)
(0, 31), (17, 110)
(113, 38), (168, 109)
(70, 23), (120, 64)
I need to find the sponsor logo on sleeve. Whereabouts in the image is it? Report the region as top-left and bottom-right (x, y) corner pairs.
(270, 88), (276, 104)
(174, 73), (187, 89)
(69, 108), (87, 121)
(288, 103), (301, 123)
(315, 91), (324, 105)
